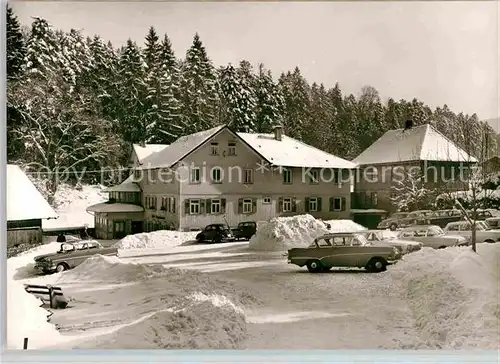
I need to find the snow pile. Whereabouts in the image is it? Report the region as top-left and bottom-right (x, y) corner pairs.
(114, 230), (199, 250)
(42, 183), (108, 229)
(248, 214), (330, 251)
(323, 219), (368, 233)
(390, 243), (500, 349)
(7, 279), (62, 349)
(73, 294), (246, 349)
(6, 242), (64, 350)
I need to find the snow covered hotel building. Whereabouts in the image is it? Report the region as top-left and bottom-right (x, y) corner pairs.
(87, 124), (357, 239)
(352, 123), (477, 213)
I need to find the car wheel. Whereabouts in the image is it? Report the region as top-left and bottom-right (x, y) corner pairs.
(389, 223), (398, 231)
(196, 235), (204, 243)
(437, 245), (447, 249)
(56, 263), (68, 273)
(306, 260), (323, 273)
(366, 258), (387, 273)
(484, 239), (495, 244)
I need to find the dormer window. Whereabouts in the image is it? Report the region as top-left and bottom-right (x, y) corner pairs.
(210, 142), (219, 156)
(228, 142), (236, 156)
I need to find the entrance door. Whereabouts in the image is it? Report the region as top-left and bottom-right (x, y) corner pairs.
(131, 221), (143, 234)
(113, 221), (126, 239)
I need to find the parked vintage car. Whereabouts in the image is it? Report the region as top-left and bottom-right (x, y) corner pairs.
(443, 220), (500, 244)
(377, 210), (433, 230)
(286, 233), (402, 273)
(423, 209), (463, 228)
(462, 209), (498, 221)
(195, 223), (233, 243)
(359, 230), (423, 254)
(485, 216), (500, 228)
(396, 225), (468, 249)
(34, 240), (118, 274)
(231, 221), (257, 241)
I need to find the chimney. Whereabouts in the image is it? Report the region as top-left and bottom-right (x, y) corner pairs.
(273, 124), (283, 141)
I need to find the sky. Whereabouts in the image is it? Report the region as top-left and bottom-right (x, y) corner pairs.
(10, 1), (500, 129)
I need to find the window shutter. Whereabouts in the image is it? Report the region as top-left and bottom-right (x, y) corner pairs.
(341, 197), (347, 211)
(238, 198), (243, 214)
(200, 199), (206, 214)
(172, 198), (176, 213)
(329, 197), (334, 212)
(278, 197), (283, 213)
(221, 198), (226, 214)
(318, 197), (322, 212)
(252, 198), (257, 213)
(292, 197), (297, 212)
(184, 199), (190, 214)
(305, 197), (310, 212)
(206, 199), (212, 214)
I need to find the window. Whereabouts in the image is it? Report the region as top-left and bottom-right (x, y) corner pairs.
(190, 167), (201, 183)
(263, 197), (271, 204)
(370, 192), (378, 206)
(283, 197), (292, 212)
(308, 170), (319, 184)
(228, 142), (236, 156)
(210, 199), (221, 214)
(283, 169), (292, 184)
(189, 199), (200, 215)
(160, 197), (167, 211)
(309, 197), (318, 212)
(114, 221), (125, 233)
(333, 197), (342, 211)
(447, 224), (459, 231)
(146, 196), (157, 210)
(242, 199), (253, 214)
(244, 169), (254, 184)
(210, 142), (219, 156)
(211, 167), (222, 183)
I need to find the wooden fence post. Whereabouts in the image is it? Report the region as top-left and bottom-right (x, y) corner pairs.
(23, 337), (28, 350)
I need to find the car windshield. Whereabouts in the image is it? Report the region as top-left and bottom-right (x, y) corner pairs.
(428, 226), (444, 236)
(353, 234), (371, 246)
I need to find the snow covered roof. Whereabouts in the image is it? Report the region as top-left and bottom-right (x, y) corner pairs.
(138, 125), (356, 170)
(133, 144), (169, 164)
(86, 202), (145, 213)
(103, 175), (141, 192)
(353, 124), (477, 165)
(138, 125), (226, 169)
(236, 132), (357, 169)
(7, 164), (58, 221)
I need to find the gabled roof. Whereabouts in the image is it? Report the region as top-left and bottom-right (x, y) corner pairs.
(7, 164), (58, 221)
(133, 144), (169, 164)
(138, 125), (226, 169)
(237, 132), (357, 169)
(103, 174), (141, 193)
(353, 124), (477, 165)
(138, 125), (357, 170)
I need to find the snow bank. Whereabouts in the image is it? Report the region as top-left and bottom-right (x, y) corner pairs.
(42, 184), (108, 229)
(114, 230), (199, 250)
(248, 214), (330, 251)
(73, 294), (246, 349)
(323, 219), (368, 233)
(390, 243), (500, 349)
(7, 242), (64, 350)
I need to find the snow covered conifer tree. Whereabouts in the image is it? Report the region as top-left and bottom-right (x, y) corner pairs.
(254, 64), (284, 132)
(6, 5), (26, 79)
(181, 33), (219, 133)
(117, 39), (147, 143)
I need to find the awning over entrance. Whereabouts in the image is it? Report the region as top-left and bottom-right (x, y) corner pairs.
(86, 202), (145, 214)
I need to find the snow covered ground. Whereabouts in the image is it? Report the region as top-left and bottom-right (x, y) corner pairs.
(42, 184), (108, 230)
(7, 214), (500, 350)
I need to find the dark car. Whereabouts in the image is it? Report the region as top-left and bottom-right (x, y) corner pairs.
(196, 224), (234, 244)
(231, 221), (257, 241)
(424, 209), (463, 228)
(378, 210), (433, 231)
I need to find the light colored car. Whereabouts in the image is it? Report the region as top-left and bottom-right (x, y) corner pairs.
(443, 221), (500, 244)
(396, 225), (468, 249)
(286, 233), (401, 273)
(360, 230), (423, 254)
(34, 240), (118, 274)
